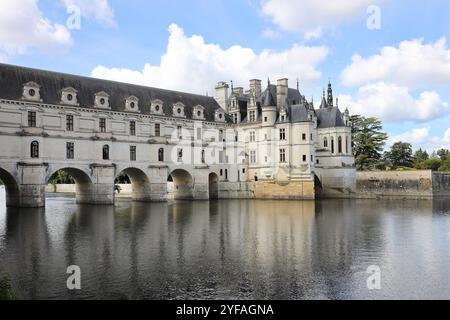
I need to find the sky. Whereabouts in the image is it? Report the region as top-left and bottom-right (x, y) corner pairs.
(0, 0), (450, 152)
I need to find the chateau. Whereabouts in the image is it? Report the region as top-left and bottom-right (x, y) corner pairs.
(0, 63), (355, 207)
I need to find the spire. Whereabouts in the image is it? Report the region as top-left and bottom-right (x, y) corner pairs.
(267, 78), (271, 86)
(296, 77), (299, 91)
(336, 97), (339, 108)
(231, 80), (234, 92)
(327, 80), (333, 108)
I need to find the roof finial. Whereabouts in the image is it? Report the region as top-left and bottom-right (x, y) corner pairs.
(336, 97), (338, 107)
(296, 77), (299, 91)
(267, 77), (271, 86)
(230, 80), (234, 91)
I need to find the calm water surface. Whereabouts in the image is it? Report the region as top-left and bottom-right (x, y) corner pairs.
(0, 187), (450, 300)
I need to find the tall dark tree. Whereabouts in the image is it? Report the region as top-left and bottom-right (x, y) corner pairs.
(350, 115), (388, 170)
(385, 142), (414, 168)
(436, 148), (450, 161)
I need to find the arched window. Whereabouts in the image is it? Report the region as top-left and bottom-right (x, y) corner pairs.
(338, 136), (343, 153)
(346, 136), (349, 154)
(158, 148), (164, 162)
(31, 141), (39, 158)
(103, 145), (109, 160)
(324, 137), (328, 148)
(331, 138), (335, 154)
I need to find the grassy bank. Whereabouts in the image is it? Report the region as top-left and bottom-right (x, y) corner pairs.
(0, 277), (16, 300)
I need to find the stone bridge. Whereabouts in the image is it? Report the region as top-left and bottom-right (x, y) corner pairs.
(0, 160), (220, 208)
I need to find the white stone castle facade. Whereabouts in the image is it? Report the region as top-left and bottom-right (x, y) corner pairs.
(0, 64), (355, 207)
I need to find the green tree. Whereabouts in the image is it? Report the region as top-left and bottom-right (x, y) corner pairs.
(436, 148), (450, 161)
(414, 148), (429, 163)
(385, 142), (414, 168)
(350, 115), (388, 171)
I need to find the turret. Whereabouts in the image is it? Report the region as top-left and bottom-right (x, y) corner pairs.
(327, 81), (333, 108)
(261, 81), (277, 127)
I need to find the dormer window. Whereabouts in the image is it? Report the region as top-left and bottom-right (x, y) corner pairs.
(95, 91), (110, 109)
(193, 105), (205, 120)
(215, 109), (225, 122)
(61, 87), (79, 106)
(125, 96), (140, 112)
(151, 99), (164, 115)
(22, 82), (42, 102)
(173, 102), (186, 118)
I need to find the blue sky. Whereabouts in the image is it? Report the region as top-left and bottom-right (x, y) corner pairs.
(1, 0), (450, 152)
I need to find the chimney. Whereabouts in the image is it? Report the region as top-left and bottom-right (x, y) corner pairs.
(215, 81), (229, 112)
(249, 79), (262, 98)
(277, 78), (288, 109)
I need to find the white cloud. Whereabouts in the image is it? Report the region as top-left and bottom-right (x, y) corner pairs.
(341, 38), (450, 88)
(91, 24), (329, 95)
(0, 0), (72, 59)
(61, 0), (116, 27)
(338, 82), (449, 123)
(261, 0), (380, 38)
(387, 127), (450, 152)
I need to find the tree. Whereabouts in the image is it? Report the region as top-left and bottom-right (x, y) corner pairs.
(350, 115), (388, 171)
(385, 142), (414, 168)
(436, 148), (450, 161)
(414, 148), (429, 163)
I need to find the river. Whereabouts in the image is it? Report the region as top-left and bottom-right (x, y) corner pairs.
(1, 186), (449, 300)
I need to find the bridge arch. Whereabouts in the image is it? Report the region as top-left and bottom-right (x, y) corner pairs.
(0, 167), (20, 207)
(115, 167), (151, 202)
(208, 172), (219, 199)
(46, 166), (94, 204)
(168, 168), (194, 200)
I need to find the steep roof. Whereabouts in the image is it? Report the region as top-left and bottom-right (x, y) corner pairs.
(258, 84), (302, 106)
(0, 63), (229, 122)
(316, 107), (346, 128)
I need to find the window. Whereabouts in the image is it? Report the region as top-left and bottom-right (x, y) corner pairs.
(346, 136), (349, 154)
(99, 118), (106, 133)
(219, 129), (224, 142)
(30, 141), (39, 158)
(28, 111), (36, 127)
(177, 148), (183, 162)
(338, 136), (343, 153)
(155, 123), (161, 137)
(130, 146), (136, 161)
(225, 169), (228, 180)
(249, 131), (256, 142)
(264, 117), (268, 122)
(281, 115), (285, 122)
(177, 126), (182, 139)
(201, 150), (205, 163)
(302, 133), (306, 141)
(250, 150), (256, 164)
(302, 155), (307, 162)
(103, 145), (109, 160)
(310, 133), (313, 141)
(66, 115), (74, 131)
(254, 176), (258, 182)
(220, 169), (223, 176)
(311, 155), (314, 162)
(280, 149), (286, 163)
(66, 142), (74, 159)
(130, 121), (136, 136)
(157, 148), (164, 162)
(324, 137), (328, 148)
(242, 168), (246, 174)
(331, 138), (335, 154)
(280, 128), (286, 141)
(249, 111), (256, 122)
(234, 114), (238, 123)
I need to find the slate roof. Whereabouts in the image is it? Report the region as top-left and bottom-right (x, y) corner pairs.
(258, 84), (301, 106)
(0, 63), (229, 122)
(316, 107), (346, 128)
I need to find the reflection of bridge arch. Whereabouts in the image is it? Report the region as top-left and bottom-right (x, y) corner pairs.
(0, 166), (20, 207)
(46, 166), (94, 204)
(116, 167), (151, 201)
(168, 169), (194, 200)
